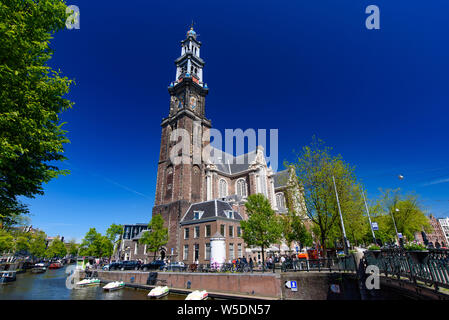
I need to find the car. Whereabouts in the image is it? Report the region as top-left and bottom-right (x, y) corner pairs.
(119, 260), (142, 271)
(107, 262), (123, 271)
(140, 260), (166, 271)
(163, 261), (186, 272)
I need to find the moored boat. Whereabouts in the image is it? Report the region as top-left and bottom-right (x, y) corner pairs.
(148, 286), (169, 298)
(49, 262), (63, 269)
(76, 278), (101, 287)
(185, 290), (208, 300)
(0, 271), (17, 284)
(103, 281), (125, 291)
(31, 263), (47, 273)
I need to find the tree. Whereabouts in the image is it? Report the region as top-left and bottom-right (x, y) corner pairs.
(280, 213), (313, 249)
(286, 137), (365, 256)
(139, 214), (168, 261)
(106, 223), (123, 258)
(79, 228), (113, 257)
(66, 239), (79, 256)
(0, 229), (13, 254)
(240, 194), (282, 271)
(0, 0), (74, 227)
(46, 238), (67, 259)
(29, 231), (47, 258)
(371, 189), (431, 243)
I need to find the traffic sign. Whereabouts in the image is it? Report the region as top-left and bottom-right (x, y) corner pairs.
(398, 233), (403, 239)
(372, 222), (379, 231)
(290, 281), (298, 292)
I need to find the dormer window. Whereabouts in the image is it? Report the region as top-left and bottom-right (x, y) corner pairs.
(193, 211), (203, 220)
(225, 210), (234, 219)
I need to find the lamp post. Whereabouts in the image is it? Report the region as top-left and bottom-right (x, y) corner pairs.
(361, 188), (377, 245)
(391, 208), (400, 245)
(332, 176), (349, 255)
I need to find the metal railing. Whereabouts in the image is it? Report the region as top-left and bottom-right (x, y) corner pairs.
(364, 248), (449, 291)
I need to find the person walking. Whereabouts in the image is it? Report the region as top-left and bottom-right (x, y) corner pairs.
(249, 257), (254, 272)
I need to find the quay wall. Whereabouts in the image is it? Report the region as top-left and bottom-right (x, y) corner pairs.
(95, 270), (282, 299)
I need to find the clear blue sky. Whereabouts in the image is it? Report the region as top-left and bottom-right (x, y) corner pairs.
(22, 0), (449, 241)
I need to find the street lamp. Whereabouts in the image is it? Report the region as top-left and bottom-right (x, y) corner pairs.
(361, 188), (377, 245)
(391, 208), (400, 245)
(332, 176), (349, 255)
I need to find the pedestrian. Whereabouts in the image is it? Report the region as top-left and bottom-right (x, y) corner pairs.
(249, 257), (254, 272)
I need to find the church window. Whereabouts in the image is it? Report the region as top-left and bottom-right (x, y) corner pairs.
(219, 179), (228, 198)
(236, 179), (247, 198)
(276, 193), (286, 209)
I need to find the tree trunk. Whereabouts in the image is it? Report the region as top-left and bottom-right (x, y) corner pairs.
(261, 244), (265, 272)
(153, 250), (157, 261)
(320, 234), (327, 258)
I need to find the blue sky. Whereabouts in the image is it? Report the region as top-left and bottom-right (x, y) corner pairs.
(22, 0), (449, 241)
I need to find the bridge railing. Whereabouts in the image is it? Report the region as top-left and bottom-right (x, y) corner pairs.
(364, 248), (449, 291)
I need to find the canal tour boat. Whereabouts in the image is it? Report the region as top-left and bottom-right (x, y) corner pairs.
(185, 290), (208, 300)
(102, 281), (125, 291)
(0, 271), (17, 284)
(76, 278), (101, 287)
(148, 286), (169, 298)
(31, 263), (47, 273)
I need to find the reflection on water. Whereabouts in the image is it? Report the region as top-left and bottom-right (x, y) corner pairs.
(0, 266), (185, 300)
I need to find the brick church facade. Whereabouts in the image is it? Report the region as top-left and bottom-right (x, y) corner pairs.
(150, 27), (303, 264)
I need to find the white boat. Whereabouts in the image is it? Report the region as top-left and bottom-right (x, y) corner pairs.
(185, 290), (208, 300)
(103, 281), (125, 291)
(76, 278), (101, 287)
(148, 285), (169, 298)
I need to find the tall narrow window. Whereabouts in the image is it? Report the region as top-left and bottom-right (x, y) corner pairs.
(194, 244), (199, 261)
(229, 226), (234, 238)
(219, 179), (228, 198)
(237, 226), (241, 237)
(236, 179), (247, 198)
(205, 225), (211, 237)
(220, 224), (225, 237)
(229, 243), (234, 260)
(184, 228), (189, 239)
(183, 245), (189, 260)
(205, 243), (211, 260)
(238, 244), (242, 258)
(194, 226), (200, 238)
(276, 193), (286, 209)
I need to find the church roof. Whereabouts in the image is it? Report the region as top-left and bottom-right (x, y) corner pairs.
(209, 147), (257, 175)
(273, 169), (290, 189)
(181, 199), (243, 224)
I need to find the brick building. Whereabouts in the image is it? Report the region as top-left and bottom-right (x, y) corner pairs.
(150, 27), (305, 263)
(414, 215), (447, 248)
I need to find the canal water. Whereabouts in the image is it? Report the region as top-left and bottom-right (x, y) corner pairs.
(0, 265), (185, 300)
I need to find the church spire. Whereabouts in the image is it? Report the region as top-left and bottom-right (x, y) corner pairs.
(171, 25), (206, 88)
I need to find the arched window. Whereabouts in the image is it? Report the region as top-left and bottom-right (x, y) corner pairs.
(219, 179), (228, 198)
(236, 179), (247, 198)
(165, 167), (173, 200)
(276, 192), (286, 209)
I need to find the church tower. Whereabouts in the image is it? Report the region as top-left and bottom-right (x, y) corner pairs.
(152, 26), (211, 260)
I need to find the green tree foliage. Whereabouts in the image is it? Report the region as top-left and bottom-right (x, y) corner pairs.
(139, 214), (168, 261)
(106, 223), (123, 256)
(240, 194), (282, 270)
(45, 238), (67, 258)
(0, 229), (14, 253)
(66, 239), (79, 256)
(0, 0), (74, 226)
(280, 213), (313, 248)
(371, 189), (431, 243)
(29, 231), (48, 258)
(286, 137), (366, 255)
(78, 228), (113, 258)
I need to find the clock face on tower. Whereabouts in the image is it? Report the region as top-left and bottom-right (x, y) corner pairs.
(190, 96), (197, 109)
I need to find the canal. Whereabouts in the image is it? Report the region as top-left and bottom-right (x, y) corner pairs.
(0, 265), (185, 300)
